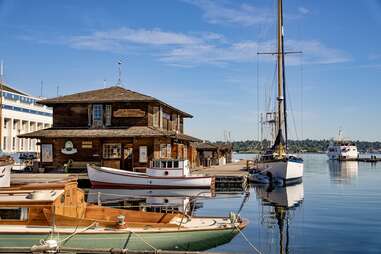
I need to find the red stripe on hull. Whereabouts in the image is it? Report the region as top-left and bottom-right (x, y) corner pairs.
(90, 181), (212, 189)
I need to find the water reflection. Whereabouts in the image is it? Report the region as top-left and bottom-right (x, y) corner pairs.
(87, 188), (213, 214)
(328, 160), (358, 184)
(253, 183), (304, 254)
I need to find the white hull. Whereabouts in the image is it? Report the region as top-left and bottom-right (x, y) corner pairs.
(87, 165), (213, 189)
(255, 160), (303, 182)
(327, 145), (358, 160)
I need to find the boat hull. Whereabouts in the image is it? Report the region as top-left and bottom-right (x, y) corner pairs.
(87, 165), (213, 189)
(255, 159), (303, 184)
(0, 164), (12, 188)
(0, 227), (240, 251)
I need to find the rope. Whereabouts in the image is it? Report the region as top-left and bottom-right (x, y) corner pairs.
(128, 230), (158, 252)
(235, 225), (263, 254)
(58, 221), (97, 244)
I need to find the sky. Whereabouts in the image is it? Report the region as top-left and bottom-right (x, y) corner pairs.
(1, 0), (381, 141)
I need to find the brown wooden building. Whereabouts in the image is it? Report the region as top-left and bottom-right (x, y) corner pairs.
(19, 86), (200, 171)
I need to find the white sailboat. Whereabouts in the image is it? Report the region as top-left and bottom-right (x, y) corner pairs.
(251, 0), (303, 184)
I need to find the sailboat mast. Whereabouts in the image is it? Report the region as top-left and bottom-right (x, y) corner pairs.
(276, 0), (284, 139)
(277, 0), (288, 149)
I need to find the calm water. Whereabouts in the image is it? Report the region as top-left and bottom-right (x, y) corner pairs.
(88, 154), (381, 253)
(209, 153), (381, 253)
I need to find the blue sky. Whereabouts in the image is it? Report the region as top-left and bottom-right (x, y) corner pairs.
(1, 0), (381, 141)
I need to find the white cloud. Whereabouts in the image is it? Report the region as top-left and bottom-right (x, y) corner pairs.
(298, 7), (310, 15)
(62, 27), (351, 66)
(183, 0), (273, 26)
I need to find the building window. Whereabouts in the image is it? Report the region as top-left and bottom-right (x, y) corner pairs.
(160, 144), (171, 158)
(105, 105), (112, 126)
(12, 137), (16, 150)
(92, 104), (103, 127)
(153, 107), (159, 127)
(3, 119), (8, 129)
(103, 143), (121, 159)
(172, 114), (178, 131)
(163, 112), (171, 131)
(3, 137), (6, 150)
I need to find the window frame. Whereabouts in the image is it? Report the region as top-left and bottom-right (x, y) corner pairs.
(103, 143), (122, 159)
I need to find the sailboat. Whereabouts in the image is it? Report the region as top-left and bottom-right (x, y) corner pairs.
(251, 0), (303, 184)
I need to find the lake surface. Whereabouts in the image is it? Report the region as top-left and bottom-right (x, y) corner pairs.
(88, 153), (381, 253)
(210, 153), (381, 253)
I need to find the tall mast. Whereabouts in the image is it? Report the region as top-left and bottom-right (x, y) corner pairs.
(276, 0), (284, 138)
(276, 0), (288, 149)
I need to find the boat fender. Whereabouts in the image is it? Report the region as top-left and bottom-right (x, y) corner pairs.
(117, 215), (126, 226)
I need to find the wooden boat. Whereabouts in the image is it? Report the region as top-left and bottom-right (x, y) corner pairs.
(0, 178), (247, 251)
(0, 155), (14, 188)
(87, 159), (214, 189)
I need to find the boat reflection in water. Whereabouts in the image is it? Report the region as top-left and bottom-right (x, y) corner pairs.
(253, 183), (304, 254)
(328, 160), (358, 184)
(87, 188), (214, 214)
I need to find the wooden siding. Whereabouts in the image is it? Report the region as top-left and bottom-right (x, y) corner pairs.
(53, 104), (89, 128)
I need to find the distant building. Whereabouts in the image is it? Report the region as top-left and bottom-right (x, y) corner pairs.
(20, 86), (200, 171)
(0, 83), (52, 154)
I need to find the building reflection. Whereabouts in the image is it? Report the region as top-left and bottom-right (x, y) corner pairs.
(254, 183), (304, 254)
(328, 160), (358, 184)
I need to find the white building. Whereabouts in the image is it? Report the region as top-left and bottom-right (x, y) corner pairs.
(0, 83), (52, 154)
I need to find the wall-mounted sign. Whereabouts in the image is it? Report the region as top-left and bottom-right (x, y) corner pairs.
(41, 144), (53, 162)
(61, 140), (78, 155)
(82, 141), (93, 149)
(113, 109), (145, 118)
(139, 146), (148, 163)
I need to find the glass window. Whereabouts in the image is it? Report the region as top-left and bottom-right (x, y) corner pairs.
(105, 105), (112, 126)
(103, 143), (121, 159)
(152, 107), (159, 127)
(0, 208), (28, 221)
(167, 160), (173, 168)
(92, 104), (103, 127)
(174, 161), (179, 168)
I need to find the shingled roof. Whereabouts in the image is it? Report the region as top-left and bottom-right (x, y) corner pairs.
(18, 126), (201, 142)
(38, 86), (192, 117)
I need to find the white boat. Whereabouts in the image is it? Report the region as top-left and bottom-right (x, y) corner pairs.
(87, 159), (214, 189)
(327, 130), (359, 160)
(251, 0), (303, 184)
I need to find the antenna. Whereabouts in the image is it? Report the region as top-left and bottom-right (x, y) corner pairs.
(117, 60), (122, 86)
(103, 79), (106, 88)
(56, 85), (60, 97)
(40, 80), (43, 97)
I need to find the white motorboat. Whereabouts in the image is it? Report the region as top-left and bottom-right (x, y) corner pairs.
(327, 130), (359, 160)
(87, 159), (214, 189)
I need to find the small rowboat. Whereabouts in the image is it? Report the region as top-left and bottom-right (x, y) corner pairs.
(87, 159), (214, 189)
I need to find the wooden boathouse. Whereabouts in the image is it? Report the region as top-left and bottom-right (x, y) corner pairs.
(19, 86), (201, 172)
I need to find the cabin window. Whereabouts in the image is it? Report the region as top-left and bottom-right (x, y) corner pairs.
(105, 105), (112, 126)
(167, 160), (173, 168)
(92, 104), (103, 127)
(161, 161), (167, 168)
(103, 143), (121, 159)
(183, 145), (188, 159)
(160, 144), (171, 158)
(0, 208), (28, 221)
(152, 107), (159, 127)
(174, 160), (179, 168)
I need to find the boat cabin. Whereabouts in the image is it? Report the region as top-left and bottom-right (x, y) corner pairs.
(148, 159), (190, 177)
(0, 178), (178, 227)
